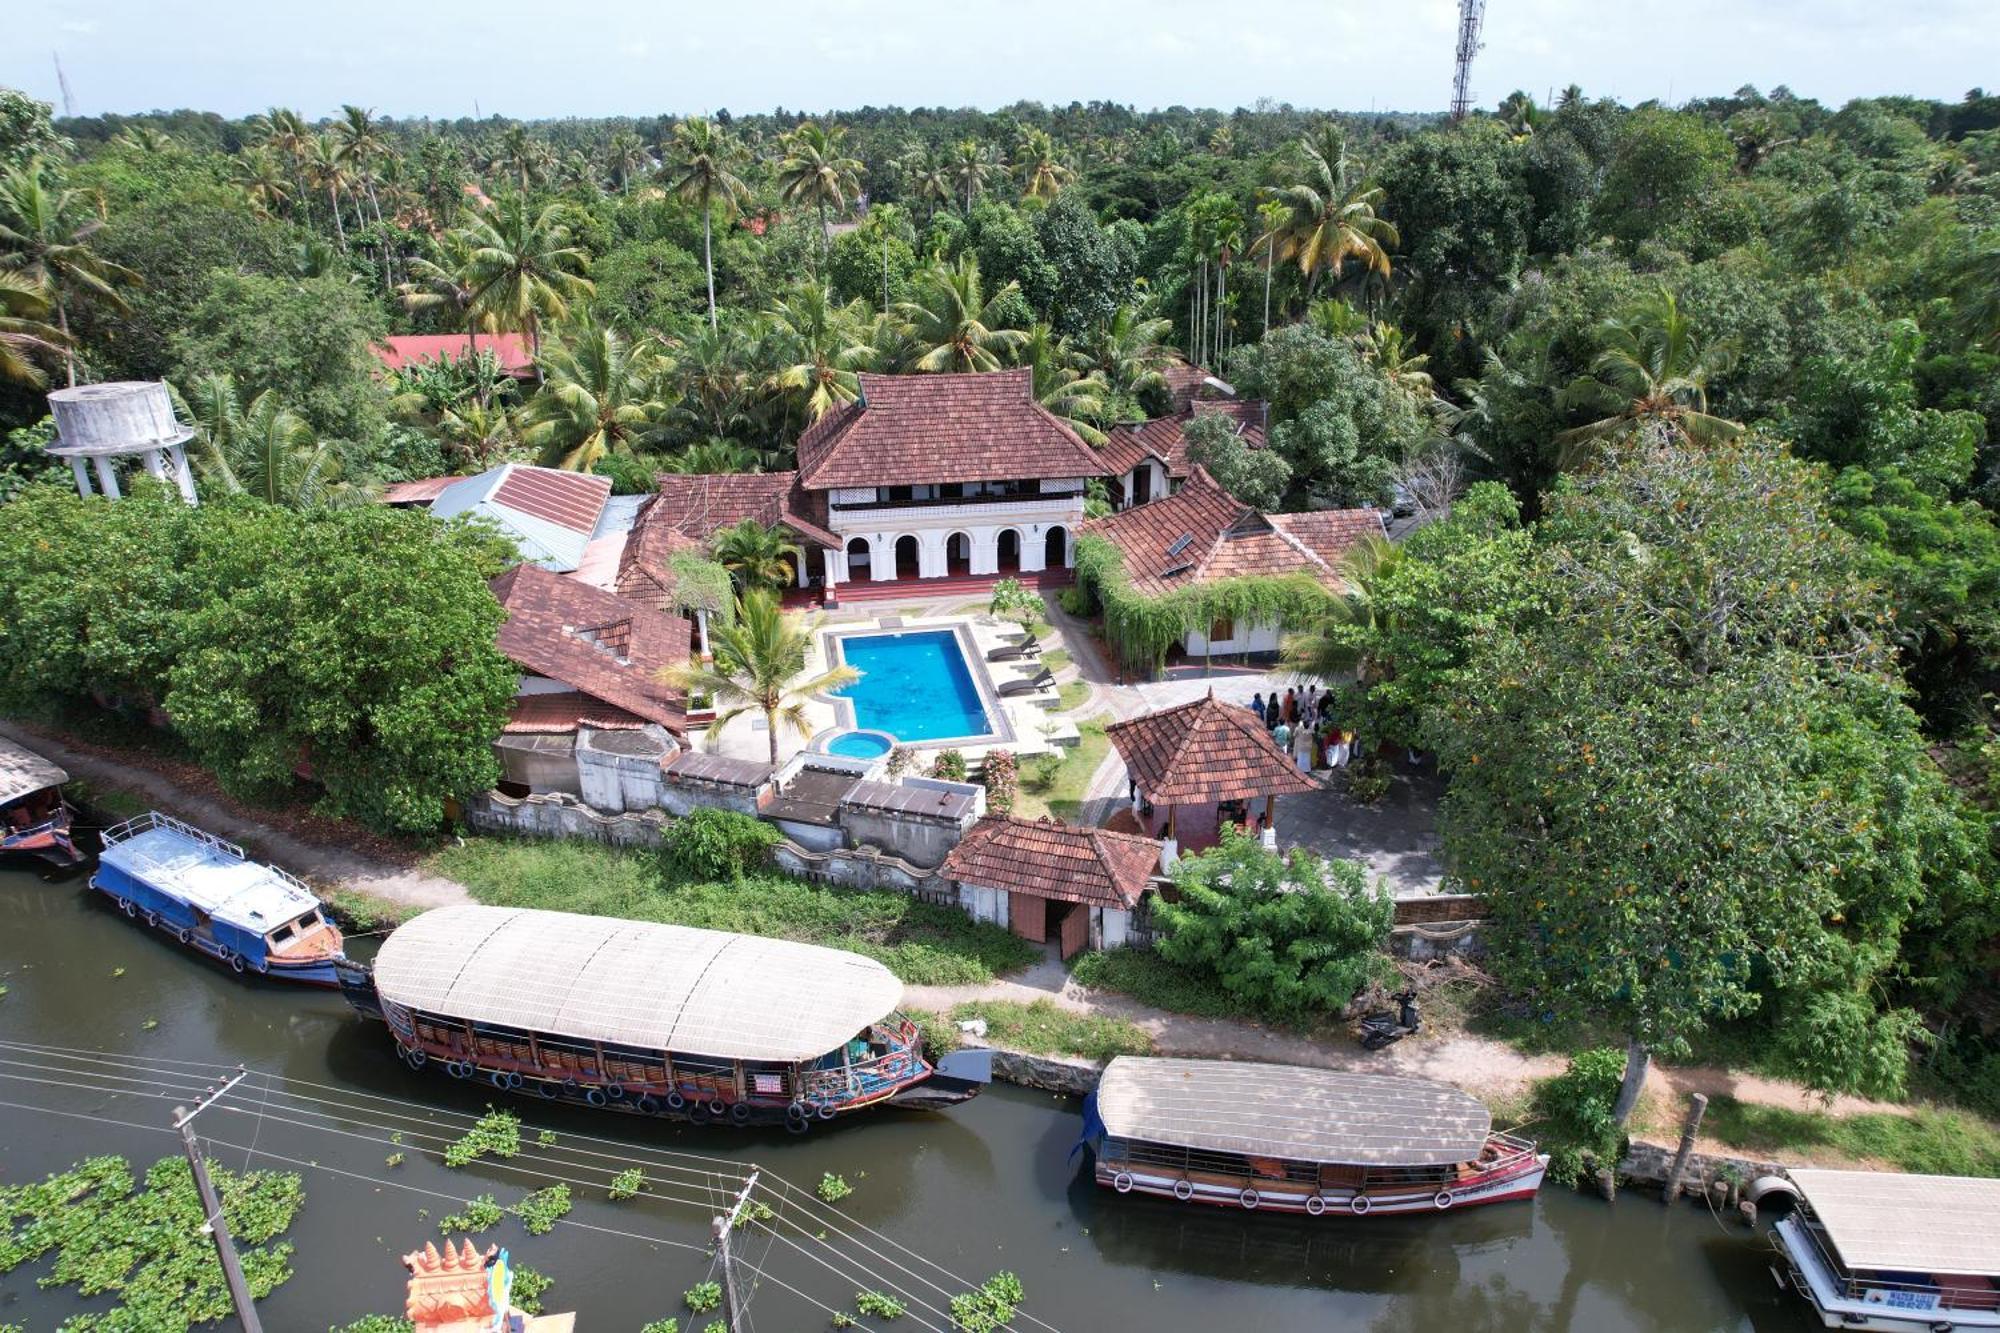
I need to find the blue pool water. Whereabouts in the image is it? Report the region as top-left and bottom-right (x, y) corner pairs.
(826, 730), (894, 759)
(834, 630), (993, 743)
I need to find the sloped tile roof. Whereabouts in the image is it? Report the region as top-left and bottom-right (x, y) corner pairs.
(490, 564), (691, 732)
(502, 691), (651, 734)
(1107, 693), (1327, 805)
(373, 333), (535, 376)
(1161, 359), (1235, 414)
(1080, 468), (1383, 598)
(638, 471), (841, 550)
(614, 510), (705, 617)
(1102, 400), (1269, 480)
(942, 814), (1162, 909)
(382, 475), (467, 506)
(795, 370), (1112, 490)
(430, 464), (613, 572)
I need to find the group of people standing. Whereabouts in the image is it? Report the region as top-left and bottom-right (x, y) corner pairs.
(1249, 686), (1353, 773)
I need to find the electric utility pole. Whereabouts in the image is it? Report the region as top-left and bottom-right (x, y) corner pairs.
(712, 1169), (762, 1333)
(174, 1068), (264, 1333)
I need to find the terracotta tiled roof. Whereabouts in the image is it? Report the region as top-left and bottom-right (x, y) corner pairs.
(374, 333), (534, 377)
(795, 370), (1112, 490)
(490, 564), (691, 732)
(1080, 468), (1383, 598)
(942, 814), (1161, 909)
(1161, 359), (1235, 414)
(613, 512), (704, 616)
(501, 692), (650, 734)
(639, 471), (840, 550)
(429, 464), (613, 572)
(1107, 693), (1327, 805)
(1102, 400), (1269, 480)
(382, 475), (467, 506)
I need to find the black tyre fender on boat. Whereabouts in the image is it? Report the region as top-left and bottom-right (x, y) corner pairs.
(121, 897), (137, 917)
(688, 1104), (709, 1125)
(785, 1114), (811, 1135)
(401, 1046), (428, 1070)
(1113, 1172), (1134, 1194)
(174, 926), (192, 945)
(1172, 1179), (1194, 1201)
(816, 1102), (838, 1121)
(537, 1080), (560, 1099)
(585, 1087), (607, 1108)
(729, 1102), (752, 1124)
(448, 1059), (473, 1080)
(1350, 1195), (1372, 1216)
(227, 952), (246, 974)
(666, 1090), (685, 1111)
(635, 1094), (660, 1115)
(142, 909), (159, 928)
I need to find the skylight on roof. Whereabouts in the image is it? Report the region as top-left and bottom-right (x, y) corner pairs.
(1166, 533), (1194, 558)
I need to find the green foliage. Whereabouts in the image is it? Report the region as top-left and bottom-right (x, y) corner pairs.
(1153, 826), (1394, 1021)
(432, 837), (1039, 984)
(608, 1167), (645, 1200)
(640, 1322), (680, 1333)
(948, 999), (1154, 1061)
(1068, 948), (1244, 1020)
(949, 1272), (1025, 1333)
(329, 1318), (414, 1333)
(855, 1289), (907, 1319)
(980, 748), (1018, 814)
(1592, 108), (1734, 246)
(0, 1154), (303, 1330)
(1183, 411), (1289, 509)
(592, 238), (704, 332)
(511, 1264), (553, 1314)
(685, 1280), (724, 1312)
(443, 1110), (521, 1168)
(817, 1172), (854, 1203)
(1530, 1048), (1629, 1186)
(662, 806), (781, 882)
(511, 1184), (571, 1235)
(1698, 1097), (2000, 1178)
(930, 749), (968, 782)
(986, 577), (1041, 631)
(0, 89), (69, 171)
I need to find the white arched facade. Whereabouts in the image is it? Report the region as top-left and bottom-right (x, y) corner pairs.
(834, 520), (1079, 582)
(817, 479), (1090, 592)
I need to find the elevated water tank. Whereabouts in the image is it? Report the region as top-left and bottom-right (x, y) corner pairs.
(43, 381), (199, 504)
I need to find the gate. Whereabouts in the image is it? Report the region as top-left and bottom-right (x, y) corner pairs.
(1057, 902), (1090, 960)
(1009, 891), (1045, 943)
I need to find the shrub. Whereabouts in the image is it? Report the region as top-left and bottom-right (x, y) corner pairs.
(981, 749), (1018, 814)
(684, 1281), (723, 1313)
(661, 807), (780, 882)
(949, 1272), (1025, 1333)
(1531, 1048), (1629, 1186)
(817, 1172), (854, 1203)
(443, 1109), (520, 1168)
(608, 1167), (645, 1200)
(931, 749), (968, 782)
(437, 1194), (503, 1234)
(511, 1183), (571, 1235)
(856, 1290), (906, 1319)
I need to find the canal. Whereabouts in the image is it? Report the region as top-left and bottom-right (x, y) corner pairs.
(0, 864), (1819, 1331)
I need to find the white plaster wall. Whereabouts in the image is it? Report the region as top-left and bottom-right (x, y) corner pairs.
(1182, 620), (1284, 657)
(959, 882), (1008, 927)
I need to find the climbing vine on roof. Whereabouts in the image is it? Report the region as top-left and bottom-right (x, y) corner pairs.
(1074, 533), (1334, 675)
(667, 551), (736, 622)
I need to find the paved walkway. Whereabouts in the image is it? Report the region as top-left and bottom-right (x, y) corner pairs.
(0, 721), (470, 912)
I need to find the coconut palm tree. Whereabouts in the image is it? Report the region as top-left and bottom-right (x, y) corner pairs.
(458, 194), (594, 360)
(947, 138), (1001, 213)
(897, 255), (1029, 373)
(665, 118), (751, 331)
(254, 107), (314, 224)
(0, 160), (140, 386)
(711, 519), (798, 594)
(113, 125), (174, 154)
(603, 130), (651, 193)
(1282, 533), (1406, 686)
(762, 282), (875, 422)
(0, 270), (67, 387)
(1013, 128), (1072, 201)
(304, 132), (351, 250)
(1362, 321), (1435, 400)
(1266, 127), (1399, 295)
(666, 322), (756, 441)
(1254, 198), (1289, 336)
(776, 122), (862, 266)
(663, 589), (859, 764)
(231, 147), (294, 220)
(1086, 303), (1174, 404)
(492, 125), (547, 193)
(520, 316), (666, 472)
(333, 105), (391, 230)
(435, 401), (519, 471)
(1020, 323), (1110, 445)
(398, 230), (500, 394)
(183, 374), (369, 509)
(660, 438), (759, 474)
(894, 145), (953, 222)
(1555, 288), (1744, 463)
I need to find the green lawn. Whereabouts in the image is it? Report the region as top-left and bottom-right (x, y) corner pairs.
(1055, 680), (1091, 712)
(1013, 718), (1108, 821)
(1694, 1096), (2000, 1177)
(430, 838), (1039, 986)
(1041, 648), (1073, 673)
(948, 999), (1154, 1062)
(1068, 948), (1247, 1020)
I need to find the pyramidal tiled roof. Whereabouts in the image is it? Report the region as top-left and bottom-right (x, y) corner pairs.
(1106, 692), (1327, 805)
(490, 564), (691, 732)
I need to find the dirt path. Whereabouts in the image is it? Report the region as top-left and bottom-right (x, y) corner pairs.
(1, 721), (470, 912)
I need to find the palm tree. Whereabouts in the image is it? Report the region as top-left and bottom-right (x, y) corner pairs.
(663, 589), (859, 764)
(775, 122), (862, 266)
(1254, 198), (1289, 336)
(1266, 127), (1399, 296)
(1020, 324), (1111, 445)
(333, 105), (391, 230)
(183, 374), (369, 509)
(255, 107), (314, 224)
(660, 438), (758, 474)
(398, 230), (500, 394)
(1013, 129), (1072, 201)
(113, 125), (174, 154)
(0, 271), (67, 387)
(666, 323), (755, 441)
(435, 401), (519, 471)
(897, 255), (1029, 373)
(711, 519), (797, 594)
(1282, 534), (1406, 686)
(1496, 91), (1543, 140)
(947, 138), (1000, 212)
(305, 132), (351, 250)
(1363, 322), (1435, 399)
(762, 282), (875, 422)
(458, 194), (594, 360)
(0, 160), (140, 386)
(1086, 304), (1174, 404)
(603, 130), (651, 193)
(894, 146), (952, 222)
(665, 118), (751, 331)
(231, 147), (294, 220)
(492, 126), (546, 193)
(1556, 288), (1744, 463)
(1209, 210), (1244, 365)
(520, 316), (666, 472)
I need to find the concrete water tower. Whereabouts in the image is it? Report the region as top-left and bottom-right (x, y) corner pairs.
(43, 381), (200, 505)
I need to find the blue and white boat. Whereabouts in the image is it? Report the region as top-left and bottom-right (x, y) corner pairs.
(90, 811), (347, 986)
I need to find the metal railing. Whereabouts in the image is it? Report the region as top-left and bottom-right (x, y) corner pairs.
(100, 810), (316, 899)
(1776, 1214), (1999, 1312)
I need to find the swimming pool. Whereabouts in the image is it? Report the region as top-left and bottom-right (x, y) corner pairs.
(824, 730), (894, 760)
(832, 629), (995, 744)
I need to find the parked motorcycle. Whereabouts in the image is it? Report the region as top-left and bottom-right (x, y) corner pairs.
(1357, 989), (1420, 1050)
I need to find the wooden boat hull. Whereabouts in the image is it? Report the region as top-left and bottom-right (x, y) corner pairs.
(0, 807), (81, 867)
(1091, 1150), (1548, 1217)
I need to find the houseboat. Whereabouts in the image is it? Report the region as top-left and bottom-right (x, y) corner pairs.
(0, 737), (80, 866)
(1079, 1057), (1547, 1217)
(1772, 1168), (2000, 1330)
(339, 904), (992, 1130)
(90, 811), (346, 986)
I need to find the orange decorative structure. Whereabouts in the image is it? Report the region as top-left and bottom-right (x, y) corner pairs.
(403, 1239), (498, 1329)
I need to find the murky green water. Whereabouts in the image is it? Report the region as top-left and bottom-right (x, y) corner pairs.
(0, 864), (1818, 1331)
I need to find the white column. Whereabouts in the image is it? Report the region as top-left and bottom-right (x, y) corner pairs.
(1022, 525), (1048, 574)
(695, 608), (712, 661)
(141, 448), (168, 482)
(869, 535), (894, 582)
(168, 444), (199, 505)
(68, 458), (92, 497)
(917, 531), (948, 580)
(970, 525), (999, 577)
(793, 545), (809, 589)
(92, 455), (121, 500)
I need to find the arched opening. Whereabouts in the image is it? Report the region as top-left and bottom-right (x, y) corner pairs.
(845, 536), (872, 577)
(894, 534), (921, 580)
(995, 528), (1021, 574)
(1044, 525), (1069, 569)
(945, 531), (973, 576)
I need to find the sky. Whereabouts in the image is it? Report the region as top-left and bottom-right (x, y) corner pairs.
(5, 0), (1997, 122)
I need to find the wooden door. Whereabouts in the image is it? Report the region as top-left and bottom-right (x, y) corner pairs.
(1009, 892), (1045, 943)
(1058, 903), (1090, 960)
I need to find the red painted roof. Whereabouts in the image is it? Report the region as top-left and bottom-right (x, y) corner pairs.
(942, 814), (1161, 909)
(796, 370), (1112, 490)
(491, 466), (613, 535)
(1106, 693), (1326, 806)
(381, 475), (467, 506)
(373, 333), (535, 376)
(490, 564), (691, 732)
(638, 471), (840, 550)
(1081, 468), (1382, 598)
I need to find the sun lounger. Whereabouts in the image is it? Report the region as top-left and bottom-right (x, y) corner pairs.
(997, 668), (1056, 697)
(986, 636), (1041, 662)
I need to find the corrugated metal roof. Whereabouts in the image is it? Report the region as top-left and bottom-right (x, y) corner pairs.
(841, 780), (977, 820)
(666, 752), (775, 789)
(0, 737), (66, 805)
(97, 823), (319, 934)
(1791, 1169), (2000, 1276)
(372, 905), (902, 1062)
(430, 465), (611, 572)
(1096, 1057), (1492, 1167)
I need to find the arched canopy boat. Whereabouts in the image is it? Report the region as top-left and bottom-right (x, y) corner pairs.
(341, 904), (990, 1128)
(1081, 1057), (1546, 1216)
